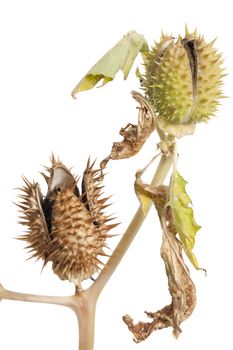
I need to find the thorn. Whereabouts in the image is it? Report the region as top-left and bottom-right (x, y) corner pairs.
(41, 260), (48, 271)
(92, 264), (103, 271)
(22, 176), (31, 187)
(60, 264), (70, 279)
(98, 252), (111, 258)
(86, 156), (91, 169)
(93, 175), (105, 182)
(94, 185), (104, 191)
(14, 202), (27, 210)
(185, 23), (190, 37)
(92, 168), (102, 175)
(105, 212), (117, 219)
(40, 172), (50, 184)
(98, 196), (112, 205)
(18, 220), (29, 226)
(99, 203), (112, 210)
(102, 244), (111, 250)
(17, 235), (28, 241)
(106, 223), (120, 230)
(92, 256), (104, 266)
(194, 27), (198, 36)
(208, 38), (217, 47)
(43, 165), (51, 173)
(90, 158), (97, 170)
(161, 29), (166, 38)
(98, 233), (120, 239)
(104, 216), (117, 223)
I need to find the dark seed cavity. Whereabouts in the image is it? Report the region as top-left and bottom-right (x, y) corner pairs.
(42, 197), (54, 234)
(182, 38), (198, 98)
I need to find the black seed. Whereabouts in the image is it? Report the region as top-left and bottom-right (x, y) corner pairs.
(182, 38), (198, 97)
(74, 185), (80, 198)
(42, 197), (54, 235)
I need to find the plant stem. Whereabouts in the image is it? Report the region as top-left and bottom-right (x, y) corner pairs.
(70, 154), (173, 350)
(0, 153), (172, 350)
(1, 284), (97, 350)
(2, 286), (74, 308)
(71, 291), (97, 350)
(92, 154), (173, 296)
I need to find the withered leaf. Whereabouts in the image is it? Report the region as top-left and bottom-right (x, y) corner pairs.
(72, 31), (148, 97)
(101, 92), (156, 168)
(123, 174), (196, 342)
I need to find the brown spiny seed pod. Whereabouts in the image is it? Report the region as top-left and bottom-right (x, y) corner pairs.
(17, 156), (117, 286)
(142, 26), (225, 137)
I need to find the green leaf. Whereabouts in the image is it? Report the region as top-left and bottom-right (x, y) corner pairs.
(72, 31), (148, 97)
(169, 171), (201, 269)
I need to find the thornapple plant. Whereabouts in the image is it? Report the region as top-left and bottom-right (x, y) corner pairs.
(0, 26), (224, 349)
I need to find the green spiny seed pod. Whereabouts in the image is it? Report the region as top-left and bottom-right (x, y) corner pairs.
(17, 156), (117, 286)
(143, 27), (225, 136)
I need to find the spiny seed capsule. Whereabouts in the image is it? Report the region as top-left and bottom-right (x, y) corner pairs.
(17, 156), (117, 286)
(142, 27), (225, 136)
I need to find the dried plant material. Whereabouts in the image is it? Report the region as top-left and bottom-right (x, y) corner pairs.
(72, 31), (148, 97)
(101, 92), (155, 168)
(17, 156), (117, 286)
(169, 170), (201, 269)
(123, 172), (196, 342)
(17, 179), (51, 262)
(134, 153), (169, 214)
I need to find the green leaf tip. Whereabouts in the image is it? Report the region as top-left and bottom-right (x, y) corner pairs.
(72, 31), (148, 98)
(169, 170), (201, 269)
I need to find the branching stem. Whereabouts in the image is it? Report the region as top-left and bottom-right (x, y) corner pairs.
(2, 287), (73, 307)
(0, 153), (173, 350)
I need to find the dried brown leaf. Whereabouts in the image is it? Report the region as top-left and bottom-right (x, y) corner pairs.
(100, 92), (155, 168)
(123, 176), (196, 342)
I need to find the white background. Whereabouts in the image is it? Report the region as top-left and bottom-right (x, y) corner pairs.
(0, 0), (232, 349)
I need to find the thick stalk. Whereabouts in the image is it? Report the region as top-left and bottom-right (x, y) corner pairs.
(1, 283), (97, 350)
(77, 307), (95, 350)
(92, 154), (173, 296)
(72, 291), (97, 350)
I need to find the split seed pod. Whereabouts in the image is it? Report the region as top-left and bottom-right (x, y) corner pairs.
(142, 27), (225, 136)
(17, 156), (117, 286)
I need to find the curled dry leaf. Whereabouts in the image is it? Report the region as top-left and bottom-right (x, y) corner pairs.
(123, 173), (196, 342)
(101, 92), (156, 168)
